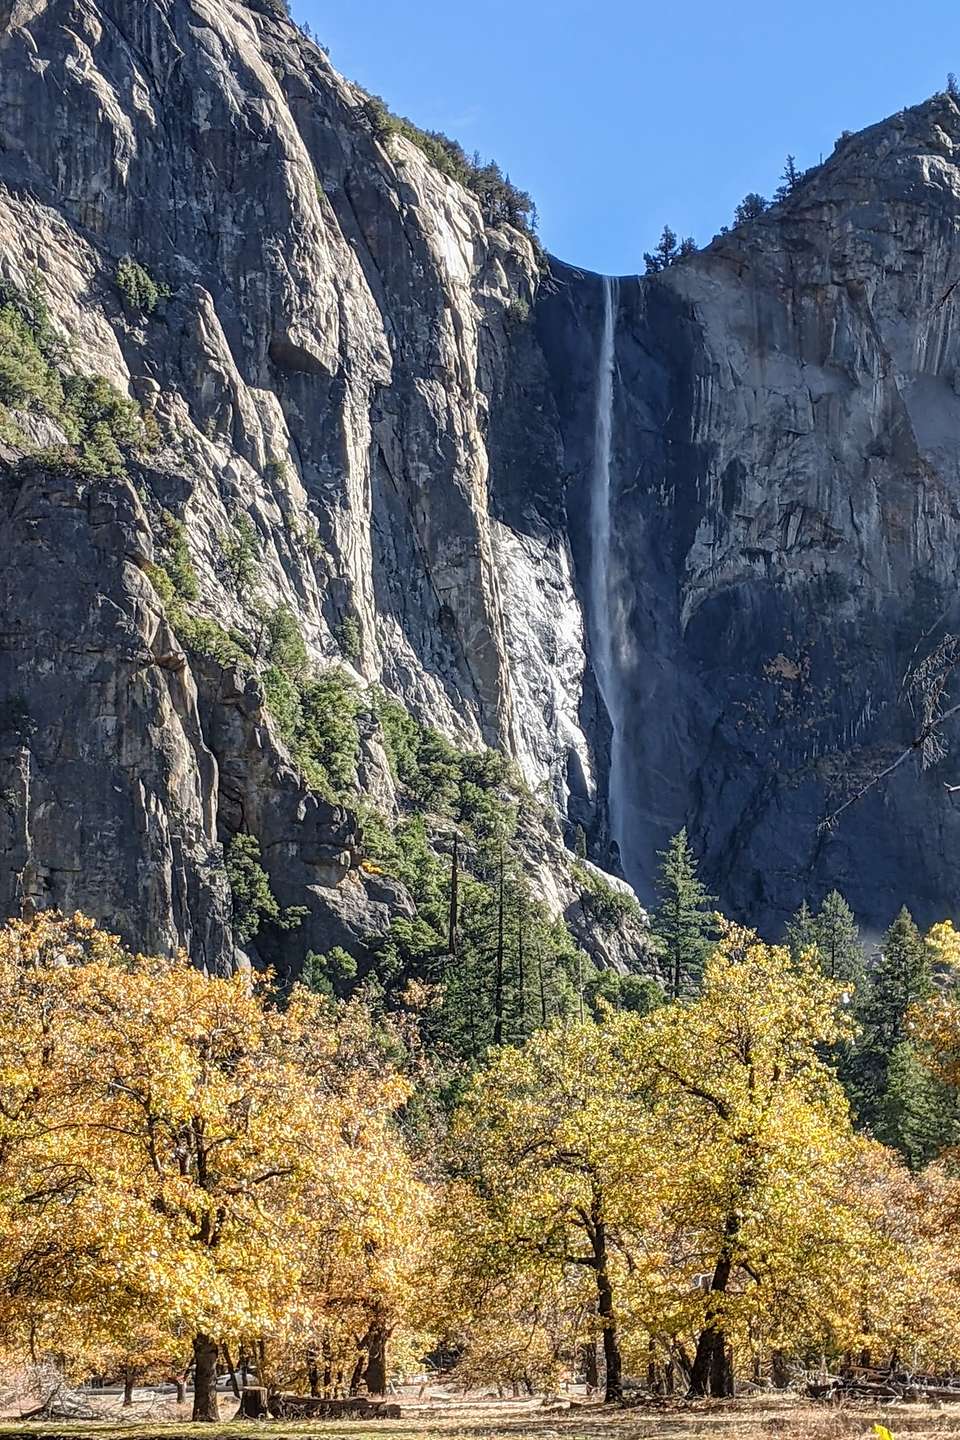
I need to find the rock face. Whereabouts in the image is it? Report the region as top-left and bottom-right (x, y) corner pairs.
(1, 0), (960, 957)
(538, 96), (960, 930)
(0, 0), (601, 972)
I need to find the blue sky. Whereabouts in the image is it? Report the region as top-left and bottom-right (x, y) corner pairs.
(292, 1), (960, 277)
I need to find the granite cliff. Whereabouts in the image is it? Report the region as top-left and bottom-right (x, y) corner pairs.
(0, 0), (958, 975)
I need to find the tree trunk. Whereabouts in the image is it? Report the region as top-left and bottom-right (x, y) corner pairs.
(239, 1387), (269, 1420)
(688, 1215), (738, 1398)
(493, 842), (505, 1045)
(175, 1375), (187, 1406)
(597, 1261), (622, 1402)
(583, 1336), (599, 1391)
(122, 1371), (135, 1407)
(709, 1338), (734, 1397)
(647, 1338), (657, 1391)
(587, 1185), (622, 1403)
(348, 1337), (368, 1398)
(771, 1349), (790, 1389)
(192, 1333), (220, 1422)
(222, 1345), (241, 1399)
(448, 832), (459, 956)
(307, 1348), (321, 1398)
(364, 1322), (388, 1396)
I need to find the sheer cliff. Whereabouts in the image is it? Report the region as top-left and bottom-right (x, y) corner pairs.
(1, 0), (959, 969)
(0, 0), (621, 977)
(539, 96), (960, 929)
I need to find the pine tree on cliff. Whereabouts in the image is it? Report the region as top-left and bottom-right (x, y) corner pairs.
(653, 828), (715, 999)
(733, 192), (768, 226)
(774, 154), (803, 202)
(644, 225), (696, 274)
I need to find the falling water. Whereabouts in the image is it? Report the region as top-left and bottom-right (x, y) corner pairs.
(588, 275), (626, 867)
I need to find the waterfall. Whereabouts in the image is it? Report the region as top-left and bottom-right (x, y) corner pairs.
(588, 275), (626, 868)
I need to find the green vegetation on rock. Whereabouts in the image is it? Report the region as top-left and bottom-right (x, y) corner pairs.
(115, 256), (167, 317)
(225, 832), (307, 943)
(0, 278), (145, 476)
(358, 93), (538, 240)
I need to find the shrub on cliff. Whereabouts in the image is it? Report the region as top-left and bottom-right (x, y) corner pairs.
(115, 256), (167, 317)
(225, 832), (307, 942)
(358, 92), (538, 239)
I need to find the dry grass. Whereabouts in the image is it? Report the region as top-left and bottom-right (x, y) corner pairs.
(1, 1396), (960, 1440)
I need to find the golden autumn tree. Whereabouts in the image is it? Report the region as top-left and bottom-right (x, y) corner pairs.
(0, 913), (136, 1357)
(0, 913), (423, 1420)
(630, 926), (863, 1395)
(441, 928), (879, 1399)
(439, 1016), (659, 1401)
(263, 994), (432, 1399)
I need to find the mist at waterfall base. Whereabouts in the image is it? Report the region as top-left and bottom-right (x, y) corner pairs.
(588, 276), (643, 890)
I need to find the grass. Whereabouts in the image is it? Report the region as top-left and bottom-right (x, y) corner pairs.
(5, 1397), (960, 1440)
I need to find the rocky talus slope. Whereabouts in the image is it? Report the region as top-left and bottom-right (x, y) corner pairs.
(1, 0), (960, 967)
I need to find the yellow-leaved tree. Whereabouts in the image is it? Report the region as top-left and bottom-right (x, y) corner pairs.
(0, 913), (423, 1419)
(440, 926), (878, 1398)
(628, 926), (871, 1393)
(439, 1016), (660, 1401)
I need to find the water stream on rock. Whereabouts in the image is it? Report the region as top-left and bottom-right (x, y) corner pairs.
(589, 275), (628, 874)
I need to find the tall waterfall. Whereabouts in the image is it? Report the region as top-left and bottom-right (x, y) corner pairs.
(588, 275), (626, 868)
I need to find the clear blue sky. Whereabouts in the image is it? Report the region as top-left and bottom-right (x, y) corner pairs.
(292, 1), (960, 276)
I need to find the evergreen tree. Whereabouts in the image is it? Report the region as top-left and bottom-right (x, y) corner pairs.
(784, 899), (816, 960)
(773, 154), (803, 202)
(643, 226), (696, 274)
(733, 192), (768, 226)
(785, 891), (862, 987)
(814, 890), (863, 988)
(643, 225), (678, 274)
(652, 828), (714, 1000)
(864, 907), (933, 1046)
(872, 1040), (956, 1169)
(948, 71), (960, 98)
(844, 907), (944, 1166)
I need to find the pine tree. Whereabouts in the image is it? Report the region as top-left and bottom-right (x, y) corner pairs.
(845, 907), (941, 1166)
(872, 1041), (956, 1169)
(948, 71), (960, 99)
(866, 908), (932, 1045)
(814, 890), (863, 988)
(733, 192), (768, 226)
(774, 154), (803, 202)
(652, 828), (714, 1000)
(643, 225), (678, 274)
(786, 892), (862, 987)
(784, 900), (816, 960)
